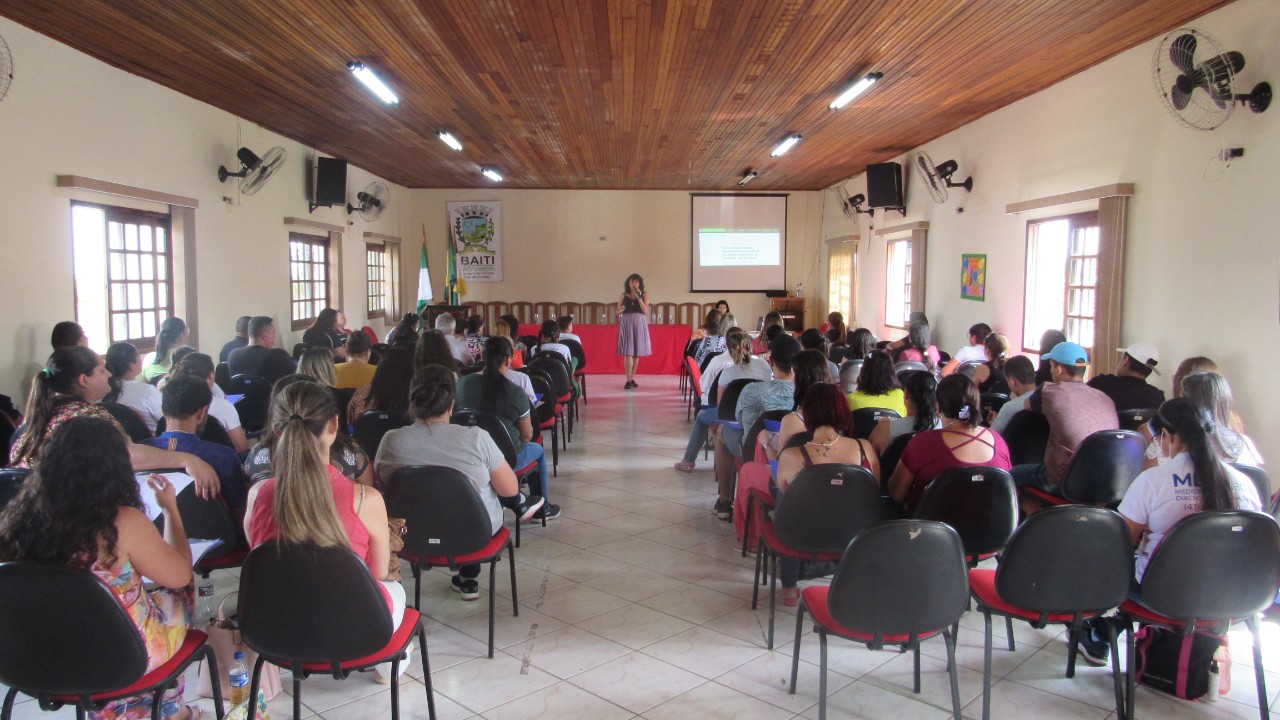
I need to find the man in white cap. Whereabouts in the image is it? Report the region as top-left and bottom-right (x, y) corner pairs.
(1086, 343), (1165, 411)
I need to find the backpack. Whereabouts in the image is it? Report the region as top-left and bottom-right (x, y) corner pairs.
(1133, 626), (1224, 700)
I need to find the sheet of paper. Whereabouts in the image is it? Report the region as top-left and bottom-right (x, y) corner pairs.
(135, 471), (195, 520)
(226, 393), (246, 405)
(141, 538), (224, 583)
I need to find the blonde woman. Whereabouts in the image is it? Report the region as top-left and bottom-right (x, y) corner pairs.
(297, 345), (338, 387)
(676, 327), (770, 472)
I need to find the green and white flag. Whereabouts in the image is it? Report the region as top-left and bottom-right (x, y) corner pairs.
(415, 241), (433, 315)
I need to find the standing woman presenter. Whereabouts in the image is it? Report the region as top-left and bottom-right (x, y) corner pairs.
(617, 273), (652, 389)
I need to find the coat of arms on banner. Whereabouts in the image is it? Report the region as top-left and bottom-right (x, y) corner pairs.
(447, 201), (503, 282)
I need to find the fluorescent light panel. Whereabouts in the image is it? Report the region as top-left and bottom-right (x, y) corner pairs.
(737, 171), (758, 187)
(829, 72), (883, 109)
(346, 62), (399, 105)
(770, 134), (802, 157)
(481, 167), (503, 181)
(437, 131), (463, 151)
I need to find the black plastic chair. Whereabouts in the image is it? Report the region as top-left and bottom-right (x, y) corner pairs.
(851, 407), (900, 440)
(1231, 463), (1271, 510)
(915, 466), (1018, 568)
(968, 506), (1132, 720)
(0, 562), (224, 720)
(384, 466), (517, 659)
(1024, 429), (1146, 507)
(524, 369), (559, 477)
(451, 409), (547, 546)
(352, 410), (410, 459)
(1117, 510), (1280, 720)
(1116, 407), (1157, 432)
(527, 356), (573, 446)
(214, 362), (233, 394)
(1001, 410), (1050, 466)
(878, 432), (916, 493)
(789, 520), (969, 720)
(291, 342), (308, 361)
(0, 468), (30, 510)
(980, 393), (1010, 423)
(100, 402), (154, 442)
(698, 350), (723, 373)
(752, 463), (881, 649)
(561, 338), (588, 405)
(237, 543), (433, 720)
(227, 374), (271, 433)
(957, 360), (985, 378)
(715, 378), (760, 432)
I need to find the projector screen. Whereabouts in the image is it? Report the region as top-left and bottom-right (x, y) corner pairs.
(690, 194), (787, 292)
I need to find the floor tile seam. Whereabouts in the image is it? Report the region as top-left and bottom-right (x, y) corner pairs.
(700, 675), (824, 715)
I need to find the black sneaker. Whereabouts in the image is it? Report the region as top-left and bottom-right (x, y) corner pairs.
(713, 500), (733, 520)
(534, 503), (561, 520)
(512, 494), (546, 522)
(1073, 620), (1111, 667)
(451, 575), (480, 601)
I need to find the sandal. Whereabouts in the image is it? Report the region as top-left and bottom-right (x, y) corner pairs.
(673, 461), (695, 473)
(781, 588), (799, 607)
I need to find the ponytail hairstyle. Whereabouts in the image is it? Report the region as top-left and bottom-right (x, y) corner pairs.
(983, 332), (1009, 370)
(936, 374), (981, 428)
(408, 364), (456, 421)
(153, 317), (188, 364)
(268, 380), (349, 548)
(1150, 398), (1235, 511)
(725, 327), (753, 365)
(103, 342), (140, 404)
(905, 321), (936, 373)
(902, 370), (940, 433)
(1179, 372), (1247, 457)
(297, 346), (337, 387)
(171, 352), (216, 384)
(479, 336), (513, 414)
(13, 347), (104, 466)
(825, 312), (847, 346)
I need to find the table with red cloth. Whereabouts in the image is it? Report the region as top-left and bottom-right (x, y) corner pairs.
(519, 323), (691, 375)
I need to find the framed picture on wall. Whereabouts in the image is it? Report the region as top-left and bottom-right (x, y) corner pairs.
(961, 254), (986, 301)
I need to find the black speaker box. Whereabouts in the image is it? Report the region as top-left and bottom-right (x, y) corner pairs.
(764, 289), (788, 298)
(313, 157), (348, 206)
(866, 162), (904, 209)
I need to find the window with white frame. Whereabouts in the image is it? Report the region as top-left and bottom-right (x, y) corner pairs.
(1022, 211), (1100, 354)
(289, 233), (329, 330)
(885, 238), (913, 329)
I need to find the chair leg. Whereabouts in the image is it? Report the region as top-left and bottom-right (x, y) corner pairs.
(750, 545), (764, 609)
(390, 654), (401, 720)
(818, 629), (829, 720)
(581, 374), (587, 404)
(982, 611), (994, 720)
(151, 686), (164, 720)
(1006, 616), (1016, 652)
(487, 557), (497, 658)
(767, 552), (779, 650)
(3, 688), (18, 720)
(417, 625), (437, 720)
(1124, 617), (1137, 720)
(293, 673), (302, 720)
(205, 645), (226, 719)
(1065, 619), (1082, 678)
(913, 641), (922, 693)
(1248, 615), (1270, 720)
(740, 495), (754, 558)
(411, 562), (422, 609)
(507, 541), (519, 614)
(944, 627), (962, 720)
(514, 514), (521, 548)
(789, 604), (806, 694)
(1105, 615), (1125, 720)
(245, 655), (264, 720)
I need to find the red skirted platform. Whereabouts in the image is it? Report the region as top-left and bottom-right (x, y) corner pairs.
(520, 323), (691, 375)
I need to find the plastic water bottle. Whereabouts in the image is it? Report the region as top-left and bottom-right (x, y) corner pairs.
(196, 576), (215, 623)
(229, 651), (249, 707)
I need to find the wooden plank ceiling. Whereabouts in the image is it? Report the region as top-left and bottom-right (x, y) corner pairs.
(0, 0), (1234, 190)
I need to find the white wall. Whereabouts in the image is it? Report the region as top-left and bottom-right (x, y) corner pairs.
(823, 0), (1279, 459)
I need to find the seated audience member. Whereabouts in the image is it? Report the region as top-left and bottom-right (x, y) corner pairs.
(536, 319), (572, 365)
(886, 311), (929, 356)
(219, 315), (252, 363)
(375, 364), (546, 601)
(1074, 398), (1262, 666)
(1034, 329), (1068, 386)
(969, 332), (1011, 394)
(104, 341), (164, 432)
(890, 374), (1011, 514)
(456, 337), (558, 519)
(434, 313), (473, 366)
(143, 317), (189, 382)
(499, 314), (529, 358)
(334, 310), (350, 337)
(1087, 343), (1165, 410)
(50, 320), (89, 350)
(845, 327), (877, 362)
(869, 370), (942, 456)
(1010, 342), (1117, 493)
(990, 355), (1038, 434)
(248, 375), (375, 487)
(302, 307), (348, 361)
(0, 416), (200, 720)
(799, 328), (839, 382)
(1171, 356), (1218, 399)
(9, 347), (220, 495)
(464, 315), (488, 362)
(720, 313), (739, 333)
(385, 312), (420, 349)
(243, 380), (407, 682)
(491, 319), (524, 369)
(712, 333), (801, 520)
(413, 329), (459, 372)
(694, 312), (726, 366)
(847, 351), (907, 416)
(940, 323), (992, 375)
(335, 330), (377, 389)
(774, 384), (880, 605)
(298, 345), (338, 387)
(228, 316), (296, 385)
(1178, 372), (1263, 465)
(677, 328), (770, 473)
(754, 311), (783, 355)
(347, 346), (414, 426)
(169, 353), (251, 453)
(896, 320), (940, 371)
(557, 315), (582, 345)
(822, 311), (847, 341)
(145, 375), (249, 512)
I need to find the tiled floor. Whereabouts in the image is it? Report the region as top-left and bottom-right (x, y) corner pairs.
(9, 374), (1280, 719)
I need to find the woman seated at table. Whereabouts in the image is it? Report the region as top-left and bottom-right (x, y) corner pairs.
(0, 416), (199, 720)
(773, 384), (880, 606)
(846, 351), (907, 416)
(889, 374), (1011, 514)
(868, 370), (942, 456)
(246, 375), (375, 487)
(243, 380), (407, 682)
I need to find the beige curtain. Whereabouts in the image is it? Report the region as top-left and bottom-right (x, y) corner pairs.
(826, 239), (854, 325)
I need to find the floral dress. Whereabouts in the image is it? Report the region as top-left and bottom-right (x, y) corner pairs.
(8, 398), (123, 468)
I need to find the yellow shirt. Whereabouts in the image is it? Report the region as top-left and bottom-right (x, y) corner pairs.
(847, 388), (908, 417)
(334, 360), (377, 389)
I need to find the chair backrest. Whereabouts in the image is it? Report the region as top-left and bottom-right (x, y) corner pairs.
(652, 302), (677, 325)
(839, 359), (864, 393)
(533, 302), (557, 322)
(1230, 463), (1271, 510)
(698, 351), (723, 373)
(980, 392), (1009, 419)
(914, 466), (1018, 560)
(1138, 510), (1280, 623)
(451, 409), (519, 467)
(827, 520), (969, 638)
(0, 562), (148, 694)
(851, 407), (900, 440)
(485, 301), (511, 324)
(214, 362), (233, 393)
(1058, 429), (1146, 505)
(1116, 407), (1157, 432)
(509, 301), (534, 324)
(743, 409), (788, 463)
(560, 338), (587, 371)
(878, 431), (915, 492)
(1002, 410), (1050, 466)
(524, 371), (556, 427)
(384, 465), (497, 561)
(556, 301), (581, 321)
(463, 300), (485, 326)
(686, 357), (704, 397)
(334, 387), (358, 418)
(894, 361), (929, 376)
(677, 302), (701, 328)
(352, 410), (409, 459)
(238, 543), (392, 663)
(528, 356), (571, 399)
(957, 361), (984, 378)
(0, 467), (30, 510)
(582, 301), (613, 325)
(171, 478), (240, 561)
(773, 464), (882, 555)
(228, 374), (271, 431)
(100, 402), (154, 442)
(717, 378), (759, 422)
(995, 505), (1133, 618)
(292, 343), (309, 361)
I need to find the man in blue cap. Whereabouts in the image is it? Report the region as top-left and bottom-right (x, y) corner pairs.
(1010, 341), (1118, 493)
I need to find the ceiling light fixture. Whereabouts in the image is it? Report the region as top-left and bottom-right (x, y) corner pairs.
(481, 167), (504, 182)
(437, 131), (463, 151)
(770, 134), (802, 157)
(828, 72), (883, 109)
(737, 170), (758, 187)
(346, 61), (399, 105)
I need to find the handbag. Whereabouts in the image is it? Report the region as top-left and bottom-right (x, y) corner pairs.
(387, 517), (406, 582)
(197, 593), (283, 701)
(1133, 626), (1224, 700)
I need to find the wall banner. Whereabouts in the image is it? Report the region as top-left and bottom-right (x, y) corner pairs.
(447, 201), (502, 282)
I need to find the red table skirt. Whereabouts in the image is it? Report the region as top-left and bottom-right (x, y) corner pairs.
(519, 323), (691, 375)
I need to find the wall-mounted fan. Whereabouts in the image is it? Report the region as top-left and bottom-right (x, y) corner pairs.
(916, 152), (972, 204)
(347, 181), (389, 221)
(218, 146), (287, 196)
(0, 31), (13, 103)
(835, 185), (855, 221)
(1152, 28), (1271, 131)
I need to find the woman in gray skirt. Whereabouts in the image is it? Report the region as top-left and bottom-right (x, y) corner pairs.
(616, 273), (652, 389)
